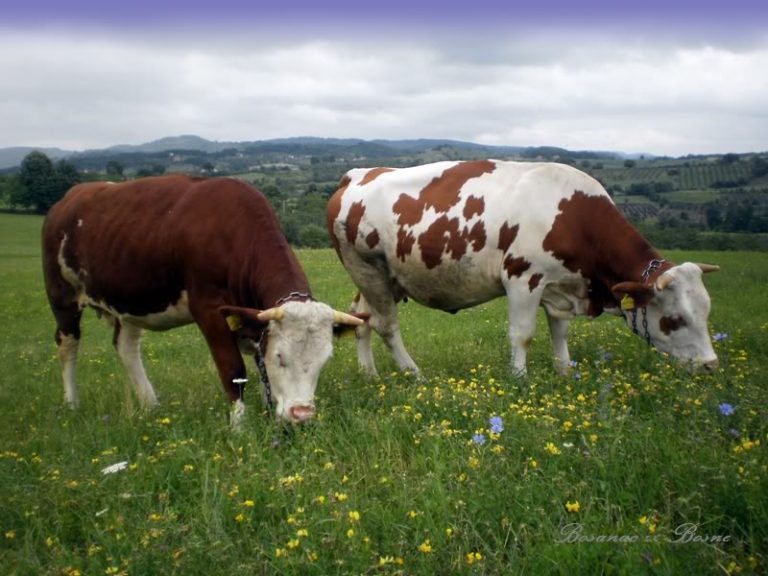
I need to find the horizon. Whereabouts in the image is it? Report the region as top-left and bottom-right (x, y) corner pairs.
(5, 133), (765, 161)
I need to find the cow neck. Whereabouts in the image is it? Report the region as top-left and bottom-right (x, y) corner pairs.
(597, 241), (671, 288)
(544, 198), (673, 317)
(585, 209), (673, 288)
(246, 239), (313, 310)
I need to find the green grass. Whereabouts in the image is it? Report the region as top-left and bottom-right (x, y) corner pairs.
(1, 213), (766, 575)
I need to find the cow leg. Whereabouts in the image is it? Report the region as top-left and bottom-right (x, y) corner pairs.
(340, 252), (419, 376)
(191, 305), (249, 429)
(53, 309), (82, 408)
(505, 281), (543, 375)
(113, 322), (158, 408)
(349, 293), (379, 377)
(58, 332), (80, 407)
(48, 292), (83, 407)
(546, 313), (572, 375)
(363, 293), (419, 376)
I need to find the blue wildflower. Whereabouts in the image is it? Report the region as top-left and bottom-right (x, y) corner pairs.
(718, 403), (735, 416)
(568, 360), (579, 368)
(712, 332), (729, 342)
(489, 416), (504, 434)
(472, 434), (487, 445)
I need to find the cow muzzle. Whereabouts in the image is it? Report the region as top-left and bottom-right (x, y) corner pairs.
(687, 356), (719, 373)
(701, 358), (719, 372)
(288, 404), (316, 423)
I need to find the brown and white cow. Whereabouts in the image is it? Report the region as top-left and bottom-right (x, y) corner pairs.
(43, 175), (362, 427)
(327, 160), (719, 377)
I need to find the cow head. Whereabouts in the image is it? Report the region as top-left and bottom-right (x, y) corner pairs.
(612, 262), (720, 371)
(220, 301), (363, 423)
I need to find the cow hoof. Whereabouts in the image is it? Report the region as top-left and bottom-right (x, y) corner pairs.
(230, 399), (246, 431)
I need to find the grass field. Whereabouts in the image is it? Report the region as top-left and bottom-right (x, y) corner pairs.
(1, 212), (766, 575)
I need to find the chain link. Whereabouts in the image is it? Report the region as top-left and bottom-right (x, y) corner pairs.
(626, 259), (664, 347)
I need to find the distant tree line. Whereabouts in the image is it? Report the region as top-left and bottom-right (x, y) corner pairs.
(0, 151), (82, 213)
(2, 150), (766, 251)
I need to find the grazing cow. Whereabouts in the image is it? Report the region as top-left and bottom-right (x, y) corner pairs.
(42, 175), (362, 427)
(326, 160), (719, 376)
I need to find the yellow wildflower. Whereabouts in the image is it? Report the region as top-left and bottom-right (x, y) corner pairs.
(565, 501), (581, 513)
(545, 442), (561, 455)
(466, 551), (483, 565)
(418, 539), (433, 553)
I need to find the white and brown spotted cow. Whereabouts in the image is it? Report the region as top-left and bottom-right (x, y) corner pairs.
(327, 160), (719, 376)
(43, 175), (362, 427)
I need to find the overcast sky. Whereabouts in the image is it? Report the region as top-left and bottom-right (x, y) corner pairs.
(2, 1), (767, 156)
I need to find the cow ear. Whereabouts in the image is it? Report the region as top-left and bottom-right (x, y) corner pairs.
(333, 312), (369, 338)
(218, 305), (267, 331)
(610, 281), (655, 310)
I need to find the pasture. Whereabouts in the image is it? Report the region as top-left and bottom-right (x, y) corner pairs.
(1, 212), (766, 575)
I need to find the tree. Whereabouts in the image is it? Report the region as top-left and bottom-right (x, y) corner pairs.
(106, 160), (125, 180)
(15, 152), (81, 213)
(299, 224), (331, 248)
(136, 164), (166, 178)
(0, 175), (25, 208)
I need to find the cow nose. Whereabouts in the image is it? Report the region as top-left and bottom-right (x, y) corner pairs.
(289, 404), (316, 423)
(703, 358), (719, 372)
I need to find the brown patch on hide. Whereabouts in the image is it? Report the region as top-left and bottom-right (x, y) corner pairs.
(417, 217), (488, 269)
(345, 201), (366, 244)
(419, 160), (496, 213)
(463, 195), (485, 219)
(393, 193), (424, 227)
(396, 228), (416, 261)
(503, 255), (531, 278)
(365, 229), (380, 249)
(498, 222), (519, 252)
(360, 167), (395, 186)
(325, 175), (351, 254)
(392, 161), (496, 266)
(528, 273), (543, 291)
(659, 315), (687, 335)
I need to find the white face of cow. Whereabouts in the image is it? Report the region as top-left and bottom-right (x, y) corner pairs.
(620, 263), (718, 370)
(261, 301), (337, 423)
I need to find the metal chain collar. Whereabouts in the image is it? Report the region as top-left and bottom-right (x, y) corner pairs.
(626, 258), (665, 347)
(629, 307), (652, 345)
(641, 258), (666, 283)
(255, 291), (314, 413)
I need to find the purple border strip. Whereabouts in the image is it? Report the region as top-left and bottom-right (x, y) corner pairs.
(4, 0), (767, 27)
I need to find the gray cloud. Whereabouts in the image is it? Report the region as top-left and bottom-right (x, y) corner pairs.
(1, 26), (766, 155)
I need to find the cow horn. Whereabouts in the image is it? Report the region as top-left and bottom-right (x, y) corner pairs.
(257, 307), (285, 322)
(696, 263), (720, 273)
(333, 310), (365, 326)
(655, 273), (674, 291)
